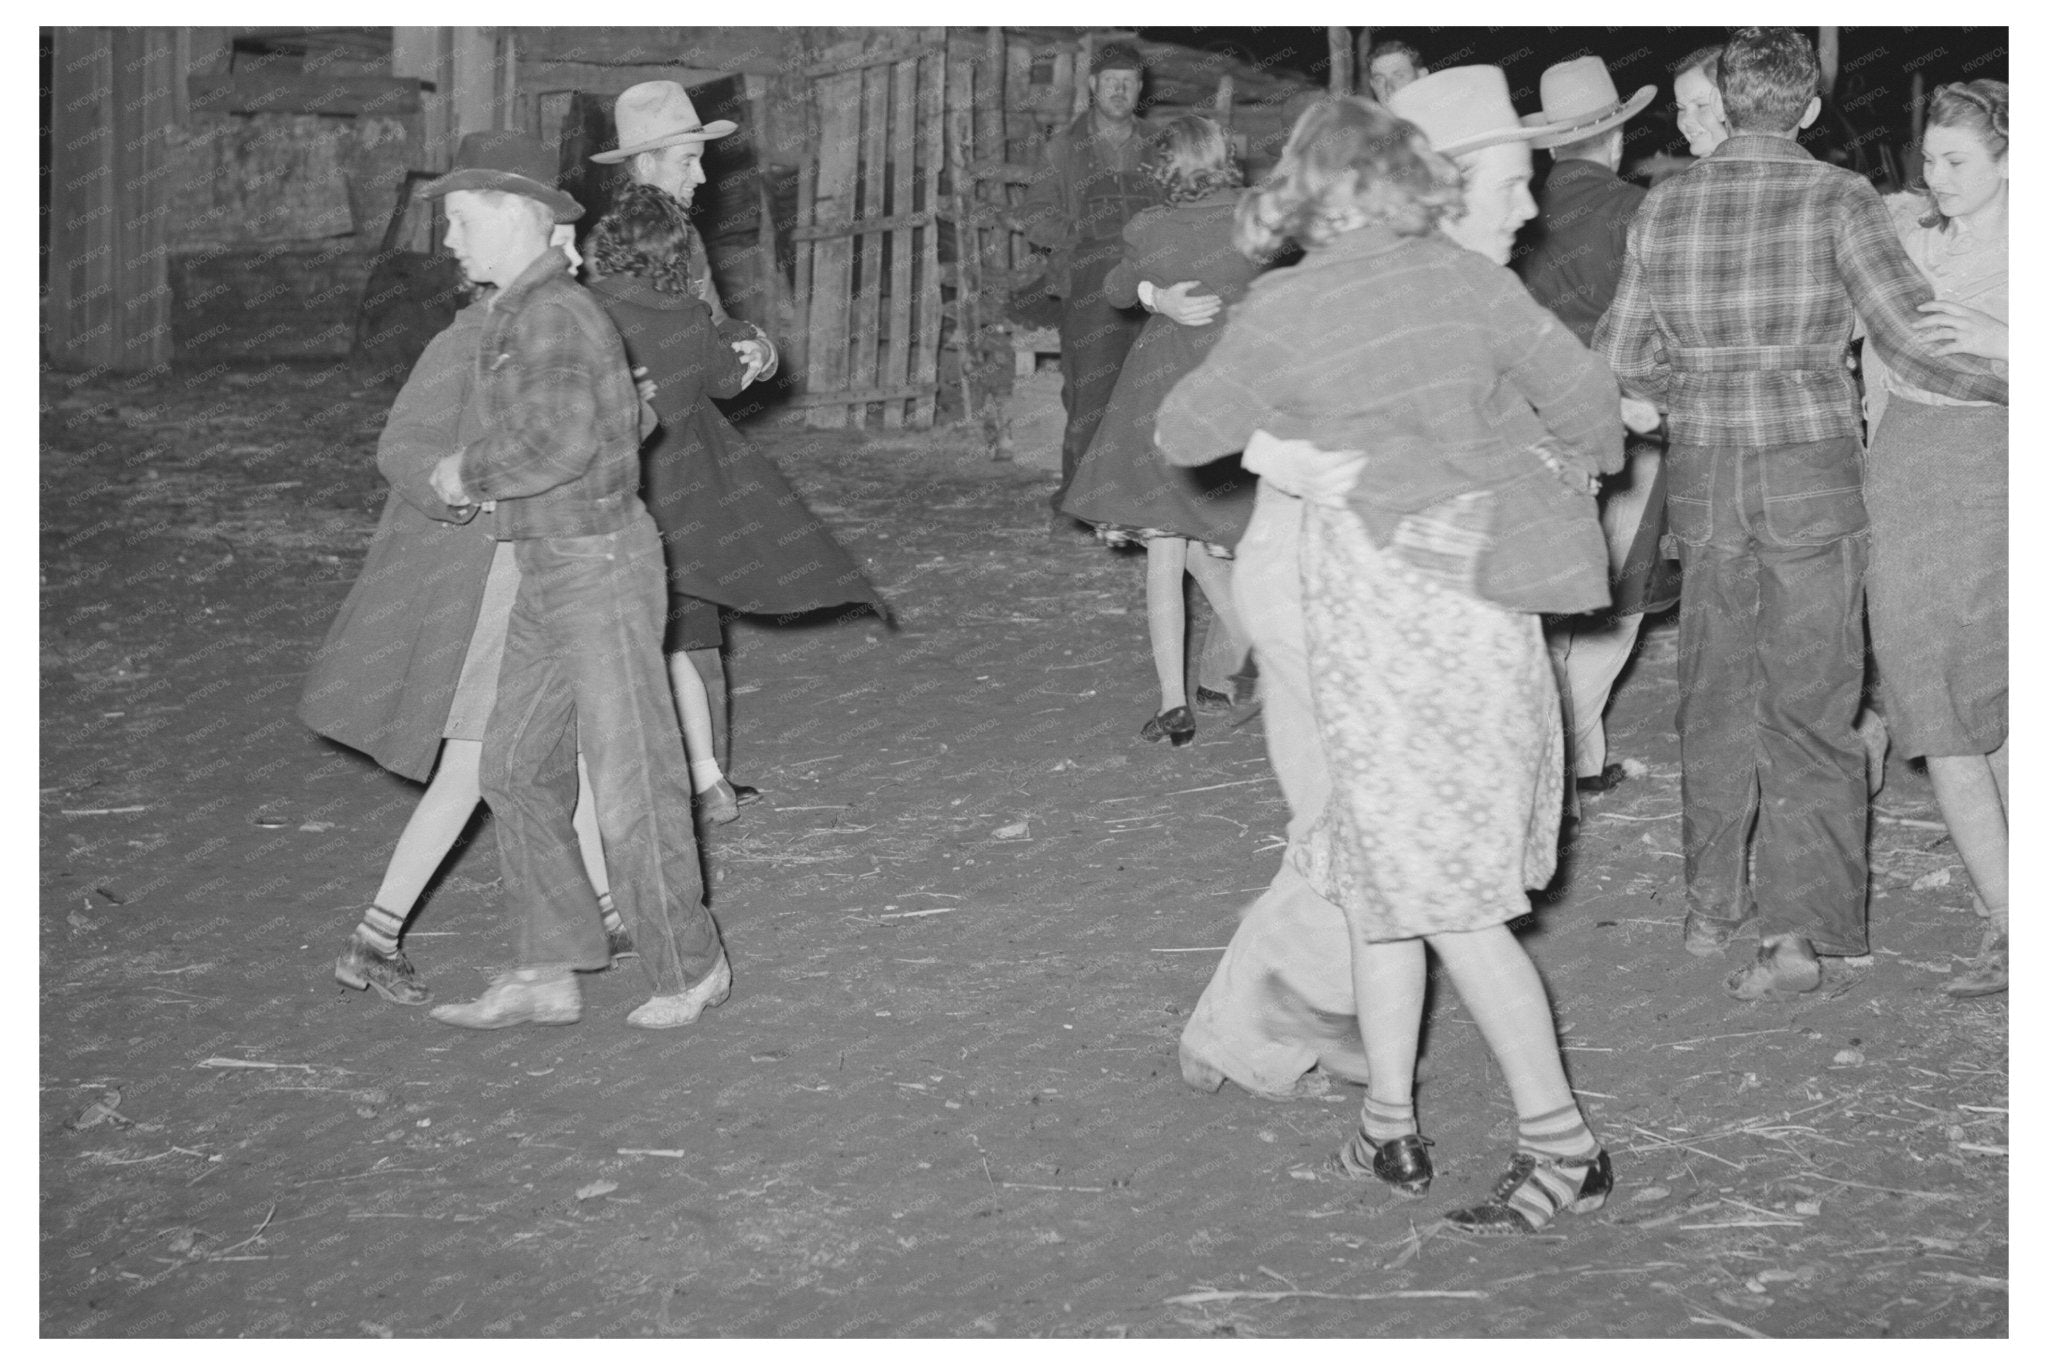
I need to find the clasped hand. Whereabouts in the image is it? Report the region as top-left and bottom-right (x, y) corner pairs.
(1914, 299), (2007, 361)
(1153, 280), (1223, 328)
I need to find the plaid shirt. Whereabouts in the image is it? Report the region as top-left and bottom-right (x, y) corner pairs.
(456, 247), (649, 540)
(1596, 134), (2008, 447)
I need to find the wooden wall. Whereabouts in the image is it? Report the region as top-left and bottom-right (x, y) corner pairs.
(45, 27), (180, 372)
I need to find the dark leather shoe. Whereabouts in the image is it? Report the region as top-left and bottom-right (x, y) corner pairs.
(1140, 705), (1196, 747)
(1445, 1148), (1614, 1234)
(1192, 686), (1233, 714)
(1575, 762), (1627, 795)
(335, 935), (430, 1006)
(1332, 1129), (1434, 1197)
(731, 783), (762, 806)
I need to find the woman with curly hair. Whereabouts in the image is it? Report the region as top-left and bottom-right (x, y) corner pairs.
(1162, 78), (1625, 1234)
(1060, 115), (1262, 746)
(586, 183), (882, 816)
(1862, 80), (2010, 996)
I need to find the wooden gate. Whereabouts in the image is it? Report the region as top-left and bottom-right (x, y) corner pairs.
(793, 32), (946, 428)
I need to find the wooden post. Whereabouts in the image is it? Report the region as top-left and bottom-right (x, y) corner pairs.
(45, 26), (176, 372)
(393, 27), (454, 168)
(1818, 27), (1840, 100)
(1072, 34), (1093, 119)
(947, 81), (979, 432)
(1213, 73), (1235, 130)
(981, 26), (1007, 163)
(1355, 29), (1373, 91)
(498, 29), (519, 134)
(450, 26), (501, 138)
(746, 75), (793, 353)
(1327, 27), (1353, 97)
(1910, 71), (1926, 149)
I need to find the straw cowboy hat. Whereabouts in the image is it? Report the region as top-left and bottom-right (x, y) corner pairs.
(589, 81), (738, 164)
(1387, 66), (1575, 158)
(420, 130), (583, 221)
(1521, 56), (1656, 149)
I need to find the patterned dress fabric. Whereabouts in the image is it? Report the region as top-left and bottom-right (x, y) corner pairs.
(1292, 499), (1564, 941)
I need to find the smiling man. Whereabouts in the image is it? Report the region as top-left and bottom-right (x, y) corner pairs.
(1018, 41), (1165, 530)
(590, 80), (778, 826)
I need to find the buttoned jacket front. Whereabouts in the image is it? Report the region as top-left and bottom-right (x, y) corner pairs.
(456, 246), (648, 539)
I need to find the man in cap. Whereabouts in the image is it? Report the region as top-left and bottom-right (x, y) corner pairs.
(1018, 40), (1167, 530)
(419, 131), (733, 1031)
(1596, 28), (2007, 998)
(1512, 56), (1671, 807)
(591, 80), (773, 823)
(1365, 40), (1427, 104)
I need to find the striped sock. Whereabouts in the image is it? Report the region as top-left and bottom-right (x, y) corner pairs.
(597, 893), (625, 936)
(353, 903), (406, 957)
(1518, 1102), (1599, 1161)
(1487, 1103), (1603, 1230)
(1360, 1094), (1418, 1144)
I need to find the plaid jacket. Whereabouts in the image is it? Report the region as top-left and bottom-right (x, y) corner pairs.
(1595, 134), (2008, 447)
(456, 247), (649, 539)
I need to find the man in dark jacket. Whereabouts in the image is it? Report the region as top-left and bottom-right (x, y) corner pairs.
(593, 81), (771, 825)
(1018, 41), (1165, 527)
(1514, 56), (1666, 806)
(419, 132), (732, 1033)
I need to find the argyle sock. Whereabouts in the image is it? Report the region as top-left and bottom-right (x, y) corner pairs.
(353, 903), (406, 957)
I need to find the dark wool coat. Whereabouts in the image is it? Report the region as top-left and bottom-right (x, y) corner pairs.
(298, 304), (494, 783)
(1059, 189), (1260, 547)
(590, 274), (886, 618)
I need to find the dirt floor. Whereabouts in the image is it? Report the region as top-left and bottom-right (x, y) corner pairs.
(41, 359), (2007, 1337)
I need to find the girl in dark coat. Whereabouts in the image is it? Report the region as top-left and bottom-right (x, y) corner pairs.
(301, 249), (626, 1006)
(588, 184), (885, 816)
(1059, 117), (1261, 747)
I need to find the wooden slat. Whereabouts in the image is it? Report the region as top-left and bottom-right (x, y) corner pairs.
(972, 29), (1004, 189)
(791, 60), (817, 385)
(908, 47), (946, 427)
(1004, 36), (1035, 273)
(785, 208), (940, 243)
(187, 72), (423, 117)
(944, 49), (979, 429)
(803, 41), (942, 80)
(847, 61), (893, 428)
(788, 383), (938, 409)
(881, 55), (921, 429)
(802, 56), (864, 430)
(112, 27), (175, 369)
(516, 27), (790, 74)
(47, 28), (113, 368)
(967, 158), (1038, 183)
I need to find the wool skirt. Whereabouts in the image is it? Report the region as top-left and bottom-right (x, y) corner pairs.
(1865, 397), (2007, 759)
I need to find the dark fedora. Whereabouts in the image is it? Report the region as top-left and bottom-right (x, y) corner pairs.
(420, 131), (583, 222)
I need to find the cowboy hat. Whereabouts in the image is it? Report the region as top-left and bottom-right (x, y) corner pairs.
(1521, 57), (1656, 149)
(1387, 65), (1575, 158)
(590, 81), (738, 164)
(419, 130), (583, 221)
